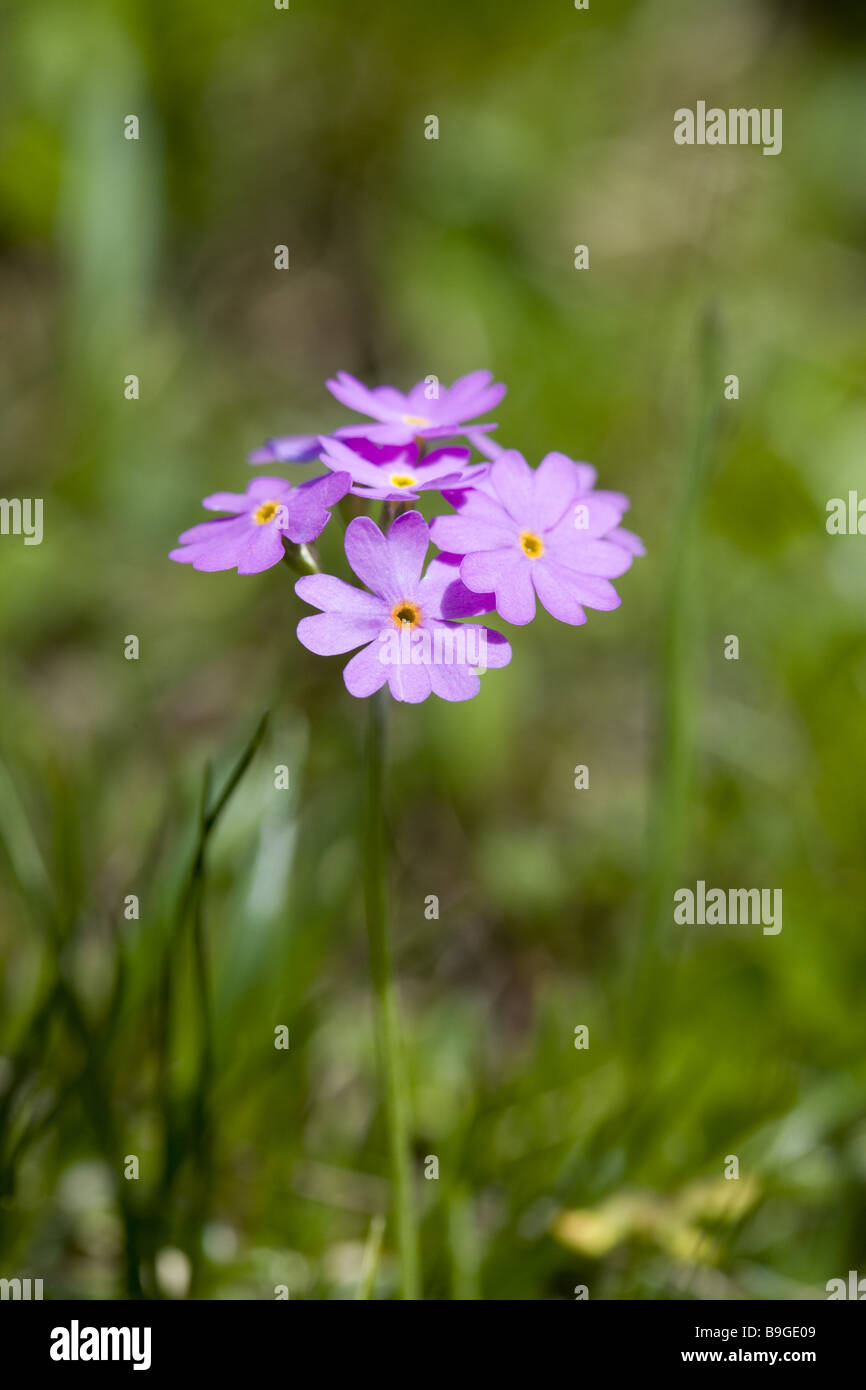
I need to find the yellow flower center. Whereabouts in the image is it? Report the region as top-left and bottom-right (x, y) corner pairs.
(389, 472), (418, 489)
(401, 413), (431, 428)
(520, 530), (545, 559)
(391, 600), (421, 628)
(253, 500), (281, 525)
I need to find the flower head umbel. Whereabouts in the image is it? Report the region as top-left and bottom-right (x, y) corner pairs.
(430, 451), (644, 626)
(248, 369), (506, 463)
(174, 371), (643, 698)
(319, 436), (481, 501)
(170, 472), (351, 575)
(295, 511), (512, 702)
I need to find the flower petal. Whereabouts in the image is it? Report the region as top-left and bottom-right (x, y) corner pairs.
(548, 495), (630, 543)
(285, 471), (352, 542)
(608, 526), (646, 556)
(247, 476), (293, 501)
(175, 517), (286, 574)
(326, 371), (402, 423)
(534, 560), (621, 617)
(174, 515), (247, 547)
(427, 661), (481, 702)
(462, 549), (536, 625)
(248, 435), (322, 465)
(528, 452), (581, 531)
(573, 462), (598, 493)
(530, 563), (588, 626)
(320, 436), (405, 487)
(475, 627), (513, 668)
(553, 537), (636, 578)
(296, 612), (383, 655)
(201, 491), (255, 513)
(295, 573), (387, 617)
(439, 370), (506, 422)
(417, 555), (496, 617)
(343, 641), (391, 698)
(429, 510), (514, 555)
(331, 432), (410, 464)
(463, 429), (504, 460)
(233, 525), (289, 575)
(386, 510), (430, 595)
(488, 450), (534, 519)
(387, 658), (432, 704)
(343, 515), (396, 598)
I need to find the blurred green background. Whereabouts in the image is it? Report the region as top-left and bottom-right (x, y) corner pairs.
(1, 0), (865, 1299)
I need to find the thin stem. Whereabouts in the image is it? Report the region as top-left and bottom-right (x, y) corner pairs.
(281, 542), (321, 576)
(363, 689), (420, 1299)
(625, 306), (722, 1091)
(156, 712), (269, 1289)
(357, 1213), (386, 1300)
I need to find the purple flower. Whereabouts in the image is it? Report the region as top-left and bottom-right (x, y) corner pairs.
(463, 429), (506, 462)
(294, 511), (512, 702)
(248, 434), (323, 465)
(170, 473), (351, 575)
(326, 369), (505, 445)
(250, 371), (506, 464)
(429, 451), (643, 626)
(318, 436), (481, 501)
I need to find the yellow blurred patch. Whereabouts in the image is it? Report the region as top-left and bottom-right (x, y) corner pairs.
(553, 1175), (760, 1265)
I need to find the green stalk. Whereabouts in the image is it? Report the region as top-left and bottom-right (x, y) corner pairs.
(624, 306), (722, 1093)
(357, 1213), (386, 1300)
(156, 711), (269, 1293)
(363, 688), (420, 1299)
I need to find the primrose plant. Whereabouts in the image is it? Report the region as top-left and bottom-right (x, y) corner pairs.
(170, 370), (643, 1297)
(171, 370), (643, 702)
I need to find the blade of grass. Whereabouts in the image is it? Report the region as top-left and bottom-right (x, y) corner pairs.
(357, 1212), (386, 1300)
(624, 306), (723, 1112)
(155, 711), (269, 1294)
(363, 689), (420, 1299)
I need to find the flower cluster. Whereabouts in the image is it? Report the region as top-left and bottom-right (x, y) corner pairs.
(170, 371), (643, 702)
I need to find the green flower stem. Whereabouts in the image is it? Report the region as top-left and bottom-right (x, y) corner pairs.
(281, 541), (321, 576)
(363, 688), (420, 1299)
(357, 1213), (386, 1300)
(624, 307), (722, 1100)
